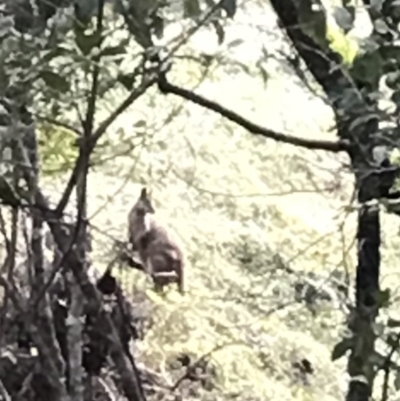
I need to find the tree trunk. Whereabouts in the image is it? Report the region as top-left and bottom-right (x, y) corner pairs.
(269, 1), (382, 398)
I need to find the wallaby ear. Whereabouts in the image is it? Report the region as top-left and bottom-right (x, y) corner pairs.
(140, 187), (147, 199)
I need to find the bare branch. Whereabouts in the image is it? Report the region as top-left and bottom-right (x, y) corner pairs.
(67, 272), (85, 401)
(0, 377), (11, 401)
(10, 112), (70, 399)
(67, 2), (107, 399)
(157, 76), (349, 153)
(35, 115), (81, 136)
(381, 332), (400, 401)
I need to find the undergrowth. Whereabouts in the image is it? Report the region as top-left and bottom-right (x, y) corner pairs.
(37, 6), (400, 400)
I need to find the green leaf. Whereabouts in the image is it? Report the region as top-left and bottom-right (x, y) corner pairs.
(183, 0), (201, 18)
(256, 61), (269, 87)
(374, 18), (390, 35)
(0, 177), (20, 207)
(134, 120), (146, 128)
(39, 71), (70, 94)
(333, 6), (354, 33)
(152, 15), (164, 39)
(117, 73), (135, 90)
(395, 371), (400, 391)
(75, 29), (100, 56)
(226, 39), (244, 49)
(373, 322), (385, 336)
(351, 50), (383, 87)
(387, 333), (400, 348)
(387, 318), (400, 328)
(204, 0), (216, 7)
(378, 288), (391, 309)
(0, 59), (8, 93)
(348, 113), (379, 132)
(212, 20), (225, 44)
(75, 0), (99, 25)
(391, 90), (400, 105)
(331, 337), (353, 361)
(40, 46), (70, 64)
(221, 0), (237, 18)
(380, 45), (400, 66)
(296, 0), (328, 48)
(100, 44), (127, 57)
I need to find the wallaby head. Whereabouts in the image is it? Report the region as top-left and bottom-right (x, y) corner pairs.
(134, 187), (155, 216)
(128, 187), (155, 250)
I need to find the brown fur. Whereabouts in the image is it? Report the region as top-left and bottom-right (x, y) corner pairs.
(127, 188), (185, 294)
(128, 188), (154, 250)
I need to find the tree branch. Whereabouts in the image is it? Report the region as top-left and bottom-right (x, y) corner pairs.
(55, 76), (157, 216)
(0, 378), (11, 401)
(31, 187), (146, 401)
(157, 76), (349, 153)
(35, 115), (81, 136)
(67, 2), (108, 398)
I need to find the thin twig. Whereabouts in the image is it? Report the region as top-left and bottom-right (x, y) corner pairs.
(381, 332), (400, 401)
(55, 76), (157, 216)
(0, 377), (11, 401)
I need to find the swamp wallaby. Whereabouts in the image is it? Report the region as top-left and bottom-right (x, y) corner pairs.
(127, 187), (185, 294)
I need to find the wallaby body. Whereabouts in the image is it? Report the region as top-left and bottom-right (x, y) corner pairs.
(127, 188), (185, 294)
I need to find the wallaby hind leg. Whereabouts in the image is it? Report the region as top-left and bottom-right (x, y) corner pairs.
(176, 261), (185, 295)
(152, 277), (165, 294)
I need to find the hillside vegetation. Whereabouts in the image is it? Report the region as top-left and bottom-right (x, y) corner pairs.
(32, 2), (400, 401)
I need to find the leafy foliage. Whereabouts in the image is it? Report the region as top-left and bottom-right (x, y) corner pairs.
(4, 0), (400, 400)
(38, 123), (78, 175)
